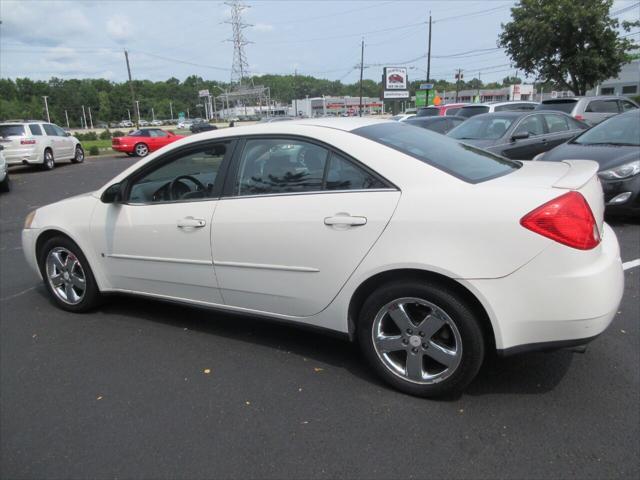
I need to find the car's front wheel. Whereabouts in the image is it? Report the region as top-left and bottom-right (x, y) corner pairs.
(358, 281), (485, 397)
(71, 145), (84, 163)
(134, 143), (149, 157)
(39, 235), (101, 312)
(42, 149), (55, 170)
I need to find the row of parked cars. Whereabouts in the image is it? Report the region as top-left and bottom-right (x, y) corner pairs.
(393, 96), (639, 216)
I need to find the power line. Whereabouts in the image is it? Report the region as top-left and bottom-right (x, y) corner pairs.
(434, 5), (512, 24)
(269, 1), (394, 25)
(612, 2), (639, 15)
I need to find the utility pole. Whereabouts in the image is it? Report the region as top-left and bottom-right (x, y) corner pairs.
(426, 12), (432, 106)
(359, 38), (364, 117)
(455, 68), (463, 102)
(169, 101), (173, 120)
(88, 107), (94, 129)
(127, 109), (131, 122)
(294, 69), (298, 117)
(151, 107), (155, 122)
(124, 49), (138, 128)
(477, 71), (481, 102)
(82, 105), (88, 130)
(42, 96), (50, 122)
(64, 110), (69, 128)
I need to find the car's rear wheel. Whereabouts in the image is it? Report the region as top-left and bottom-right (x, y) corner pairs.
(358, 281), (485, 397)
(39, 236), (101, 312)
(42, 149), (55, 170)
(134, 143), (149, 157)
(71, 145), (84, 163)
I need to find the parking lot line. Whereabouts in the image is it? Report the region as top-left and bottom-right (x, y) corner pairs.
(622, 259), (640, 271)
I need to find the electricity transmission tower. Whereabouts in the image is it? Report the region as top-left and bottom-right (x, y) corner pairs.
(225, 0), (252, 86)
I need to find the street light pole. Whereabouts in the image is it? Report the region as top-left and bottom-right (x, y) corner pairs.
(359, 38), (364, 117)
(64, 110), (69, 128)
(88, 107), (94, 129)
(82, 105), (88, 130)
(135, 100), (141, 126)
(426, 12), (432, 106)
(42, 96), (50, 122)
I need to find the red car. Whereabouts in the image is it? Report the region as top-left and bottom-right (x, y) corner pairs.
(416, 103), (469, 117)
(112, 128), (184, 157)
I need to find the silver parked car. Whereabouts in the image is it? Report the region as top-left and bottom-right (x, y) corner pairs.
(455, 101), (539, 118)
(536, 96), (638, 125)
(0, 145), (9, 192)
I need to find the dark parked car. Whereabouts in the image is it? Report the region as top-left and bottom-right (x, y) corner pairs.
(536, 110), (640, 216)
(447, 111), (588, 160)
(404, 116), (466, 135)
(190, 122), (217, 134)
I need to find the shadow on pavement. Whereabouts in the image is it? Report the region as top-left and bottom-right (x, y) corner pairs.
(91, 293), (574, 398)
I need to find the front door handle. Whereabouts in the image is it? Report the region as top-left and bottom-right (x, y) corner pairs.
(177, 217), (206, 228)
(324, 214), (367, 227)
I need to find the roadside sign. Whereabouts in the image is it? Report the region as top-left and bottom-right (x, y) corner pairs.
(384, 90), (410, 99)
(420, 83), (434, 90)
(383, 67), (408, 90)
(416, 90), (427, 107)
(198, 89), (210, 98)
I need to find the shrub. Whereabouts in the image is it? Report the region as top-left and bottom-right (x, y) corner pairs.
(99, 129), (112, 140)
(76, 131), (98, 141)
(631, 94), (640, 105)
(89, 146), (100, 156)
(112, 130), (125, 137)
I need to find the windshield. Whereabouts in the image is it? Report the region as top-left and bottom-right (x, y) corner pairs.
(353, 122), (519, 183)
(456, 106), (490, 118)
(573, 111), (640, 146)
(448, 115), (515, 140)
(537, 100), (578, 113)
(0, 125), (25, 137)
(416, 107), (440, 117)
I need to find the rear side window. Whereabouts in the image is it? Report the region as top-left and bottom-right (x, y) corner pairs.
(354, 122), (520, 184)
(326, 153), (385, 191)
(585, 100), (619, 113)
(513, 115), (545, 136)
(456, 106), (489, 118)
(543, 114), (570, 133)
(538, 100), (577, 113)
(620, 100), (638, 112)
(42, 124), (57, 136)
(0, 125), (25, 137)
(29, 124), (43, 136)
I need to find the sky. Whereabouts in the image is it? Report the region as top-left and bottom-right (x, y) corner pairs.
(0, 0), (638, 85)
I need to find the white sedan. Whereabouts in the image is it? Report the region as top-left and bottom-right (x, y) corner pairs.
(21, 118), (624, 397)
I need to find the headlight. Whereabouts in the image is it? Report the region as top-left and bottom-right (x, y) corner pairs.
(598, 160), (640, 180)
(24, 210), (37, 229)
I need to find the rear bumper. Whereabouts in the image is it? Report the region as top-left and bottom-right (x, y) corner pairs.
(4, 146), (42, 165)
(466, 223), (624, 351)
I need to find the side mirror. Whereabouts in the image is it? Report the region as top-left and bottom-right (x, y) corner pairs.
(511, 132), (530, 141)
(65, 132), (71, 137)
(101, 183), (123, 204)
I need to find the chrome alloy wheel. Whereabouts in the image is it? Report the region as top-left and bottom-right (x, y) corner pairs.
(372, 297), (463, 384)
(135, 143), (148, 156)
(45, 247), (86, 305)
(44, 150), (54, 169)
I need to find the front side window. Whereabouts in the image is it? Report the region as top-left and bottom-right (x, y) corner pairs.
(53, 125), (66, 136)
(29, 124), (43, 136)
(356, 122), (520, 183)
(448, 115), (515, 140)
(42, 124), (57, 136)
(543, 114), (569, 133)
(513, 115), (545, 136)
(128, 143), (228, 203)
(129, 130), (150, 137)
(149, 129), (168, 137)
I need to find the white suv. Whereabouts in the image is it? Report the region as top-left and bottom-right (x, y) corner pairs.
(0, 122), (84, 170)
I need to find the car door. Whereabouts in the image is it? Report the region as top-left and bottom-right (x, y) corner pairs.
(90, 140), (233, 304)
(211, 136), (400, 317)
(52, 124), (74, 158)
(541, 113), (577, 149)
(146, 129), (165, 152)
(501, 114), (547, 160)
(41, 124), (65, 158)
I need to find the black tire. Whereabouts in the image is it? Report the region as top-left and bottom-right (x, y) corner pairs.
(357, 280), (485, 398)
(42, 149), (55, 170)
(0, 174), (10, 193)
(134, 143), (149, 157)
(38, 235), (102, 312)
(71, 145), (84, 163)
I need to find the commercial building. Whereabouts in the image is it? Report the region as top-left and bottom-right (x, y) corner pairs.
(437, 84), (535, 103)
(588, 59), (640, 97)
(291, 96), (383, 117)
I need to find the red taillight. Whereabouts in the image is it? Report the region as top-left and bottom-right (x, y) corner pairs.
(520, 192), (600, 250)
(20, 139), (36, 145)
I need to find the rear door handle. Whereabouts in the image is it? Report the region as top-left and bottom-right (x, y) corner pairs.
(177, 217), (206, 228)
(324, 215), (367, 227)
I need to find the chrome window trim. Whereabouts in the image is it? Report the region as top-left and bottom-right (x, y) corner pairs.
(219, 187), (398, 201)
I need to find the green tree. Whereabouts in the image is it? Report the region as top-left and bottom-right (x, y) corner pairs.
(499, 0), (639, 95)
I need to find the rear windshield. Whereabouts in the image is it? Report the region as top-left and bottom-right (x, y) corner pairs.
(416, 107), (440, 117)
(353, 122), (520, 184)
(456, 106), (489, 118)
(537, 100), (578, 113)
(0, 125), (25, 137)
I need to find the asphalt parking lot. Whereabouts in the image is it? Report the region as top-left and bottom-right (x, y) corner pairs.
(1, 156), (639, 480)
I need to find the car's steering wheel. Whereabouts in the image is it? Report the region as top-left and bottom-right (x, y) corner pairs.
(169, 175), (206, 200)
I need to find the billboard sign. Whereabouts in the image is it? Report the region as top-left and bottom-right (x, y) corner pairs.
(415, 90), (427, 107)
(198, 89), (210, 98)
(383, 67), (408, 90)
(420, 83), (434, 90)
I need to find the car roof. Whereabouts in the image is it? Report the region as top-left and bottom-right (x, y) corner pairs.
(278, 117), (389, 132)
(463, 101), (538, 107)
(465, 111), (532, 119)
(541, 95), (623, 102)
